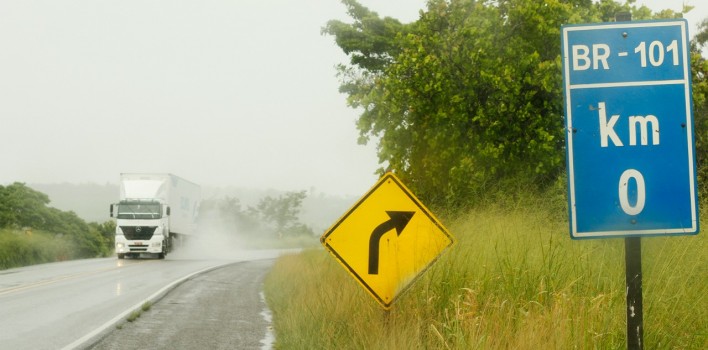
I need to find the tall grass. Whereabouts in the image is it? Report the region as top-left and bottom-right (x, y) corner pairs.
(264, 198), (706, 349)
(0, 228), (75, 269)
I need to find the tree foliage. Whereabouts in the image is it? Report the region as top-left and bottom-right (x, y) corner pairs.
(200, 191), (313, 239)
(692, 17), (708, 195)
(696, 18), (708, 49)
(323, 0), (408, 74)
(692, 51), (708, 194)
(0, 183), (112, 261)
(255, 191), (313, 238)
(326, 0), (708, 207)
(199, 196), (260, 233)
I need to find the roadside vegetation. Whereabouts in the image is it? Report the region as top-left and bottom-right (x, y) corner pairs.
(323, 0), (708, 208)
(0, 183), (319, 270)
(198, 190), (320, 249)
(126, 302), (153, 323)
(0, 183), (115, 270)
(264, 190), (707, 349)
(265, 0), (708, 349)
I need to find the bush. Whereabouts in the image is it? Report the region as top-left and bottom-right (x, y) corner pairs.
(0, 183), (114, 268)
(264, 190), (707, 349)
(0, 229), (75, 270)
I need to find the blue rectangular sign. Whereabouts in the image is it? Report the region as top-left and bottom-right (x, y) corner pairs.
(561, 20), (699, 238)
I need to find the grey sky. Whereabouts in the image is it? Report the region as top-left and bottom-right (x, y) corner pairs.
(0, 0), (703, 196)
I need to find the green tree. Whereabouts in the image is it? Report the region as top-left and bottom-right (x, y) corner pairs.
(56, 210), (109, 257)
(696, 17), (708, 48)
(254, 191), (312, 238)
(323, 0), (410, 74)
(327, 0), (578, 206)
(89, 220), (117, 253)
(199, 196), (260, 234)
(326, 0), (708, 207)
(0, 183), (52, 228)
(0, 183), (111, 258)
(691, 21), (708, 195)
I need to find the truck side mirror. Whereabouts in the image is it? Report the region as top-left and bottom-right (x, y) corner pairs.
(166, 206), (171, 216)
(110, 204), (114, 218)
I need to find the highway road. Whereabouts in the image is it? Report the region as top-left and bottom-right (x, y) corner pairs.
(0, 249), (290, 350)
(90, 259), (276, 350)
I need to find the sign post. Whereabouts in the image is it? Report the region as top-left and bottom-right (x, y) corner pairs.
(561, 19), (699, 349)
(625, 236), (643, 348)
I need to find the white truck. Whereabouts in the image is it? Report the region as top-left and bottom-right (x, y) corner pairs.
(110, 173), (201, 259)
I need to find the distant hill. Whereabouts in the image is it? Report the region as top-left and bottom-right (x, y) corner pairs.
(29, 183), (117, 223)
(29, 183), (358, 232)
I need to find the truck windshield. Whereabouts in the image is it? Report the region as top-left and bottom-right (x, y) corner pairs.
(117, 202), (162, 219)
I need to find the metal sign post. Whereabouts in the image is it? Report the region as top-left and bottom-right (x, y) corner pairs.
(625, 237), (643, 349)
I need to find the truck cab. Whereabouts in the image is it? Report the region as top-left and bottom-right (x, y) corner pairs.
(112, 199), (171, 259)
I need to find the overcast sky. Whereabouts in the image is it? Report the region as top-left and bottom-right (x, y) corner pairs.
(0, 0), (704, 196)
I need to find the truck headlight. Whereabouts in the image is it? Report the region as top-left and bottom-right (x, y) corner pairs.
(116, 243), (125, 249)
(151, 241), (162, 248)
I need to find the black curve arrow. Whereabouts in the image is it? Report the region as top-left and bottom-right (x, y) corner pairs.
(368, 211), (415, 275)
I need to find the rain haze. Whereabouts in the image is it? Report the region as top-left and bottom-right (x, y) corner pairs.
(0, 0), (427, 197)
(0, 0), (704, 196)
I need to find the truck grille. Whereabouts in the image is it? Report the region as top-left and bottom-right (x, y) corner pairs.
(120, 226), (157, 240)
(128, 245), (148, 252)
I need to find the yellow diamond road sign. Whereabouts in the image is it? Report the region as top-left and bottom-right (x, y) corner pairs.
(320, 172), (455, 309)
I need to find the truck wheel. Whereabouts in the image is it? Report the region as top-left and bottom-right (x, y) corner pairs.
(158, 245), (166, 259)
(167, 234), (175, 252)
(117, 253), (125, 259)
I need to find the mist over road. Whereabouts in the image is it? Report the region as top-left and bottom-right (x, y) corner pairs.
(0, 250), (290, 350)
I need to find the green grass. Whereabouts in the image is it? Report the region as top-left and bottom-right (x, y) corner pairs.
(125, 302), (153, 323)
(0, 228), (75, 270)
(264, 199), (707, 349)
(126, 311), (141, 323)
(141, 301), (153, 312)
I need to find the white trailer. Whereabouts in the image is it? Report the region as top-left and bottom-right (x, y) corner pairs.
(110, 173), (200, 259)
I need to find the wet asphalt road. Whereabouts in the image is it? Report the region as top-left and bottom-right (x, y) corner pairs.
(87, 259), (275, 350)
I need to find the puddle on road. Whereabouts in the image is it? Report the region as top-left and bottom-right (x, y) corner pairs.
(259, 291), (274, 350)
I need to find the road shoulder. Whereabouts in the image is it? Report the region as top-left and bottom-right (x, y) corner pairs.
(88, 259), (275, 350)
